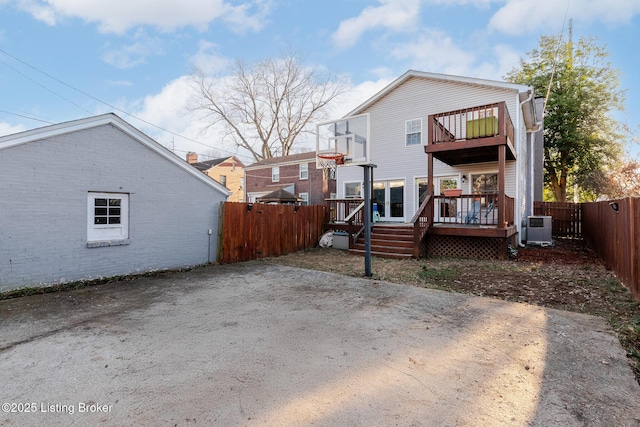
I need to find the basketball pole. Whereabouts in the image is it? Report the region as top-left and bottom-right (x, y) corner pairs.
(361, 164), (376, 277)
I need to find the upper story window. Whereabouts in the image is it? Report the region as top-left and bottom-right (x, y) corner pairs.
(272, 166), (280, 182)
(87, 192), (129, 244)
(299, 163), (309, 180)
(219, 175), (227, 187)
(406, 118), (422, 145)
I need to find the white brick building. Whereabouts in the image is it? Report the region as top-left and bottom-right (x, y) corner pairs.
(0, 113), (228, 291)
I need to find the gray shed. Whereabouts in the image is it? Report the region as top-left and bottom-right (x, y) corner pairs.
(0, 113), (229, 292)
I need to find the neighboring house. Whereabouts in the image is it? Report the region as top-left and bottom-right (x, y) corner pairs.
(0, 113), (229, 292)
(327, 70), (543, 258)
(187, 153), (246, 202)
(244, 151), (335, 205)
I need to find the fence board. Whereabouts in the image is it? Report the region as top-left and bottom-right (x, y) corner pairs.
(583, 198), (639, 299)
(534, 202), (583, 238)
(218, 202), (325, 264)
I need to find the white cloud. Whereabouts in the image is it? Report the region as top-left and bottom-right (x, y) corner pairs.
(189, 40), (232, 74)
(332, 0), (421, 49)
(489, 0), (640, 36)
(15, 0), (270, 34)
(387, 29), (522, 81)
(127, 75), (249, 162)
(390, 30), (476, 76)
(0, 121), (26, 136)
(102, 29), (164, 69)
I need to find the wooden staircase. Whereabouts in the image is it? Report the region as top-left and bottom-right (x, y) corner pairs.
(350, 224), (415, 259)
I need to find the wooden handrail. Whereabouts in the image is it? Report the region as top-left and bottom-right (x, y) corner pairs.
(344, 201), (365, 222)
(411, 195), (432, 257)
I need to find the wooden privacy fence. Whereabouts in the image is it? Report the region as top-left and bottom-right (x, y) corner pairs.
(534, 201), (583, 238)
(218, 202), (325, 264)
(582, 198), (639, 299)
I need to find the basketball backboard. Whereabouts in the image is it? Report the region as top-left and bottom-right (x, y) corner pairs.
(316, 114), (370, 169)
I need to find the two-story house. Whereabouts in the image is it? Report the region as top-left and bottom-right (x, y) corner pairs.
(244, 152), (336, 205)
(187, 153), (246, 202)
(323, 70), (544, 259)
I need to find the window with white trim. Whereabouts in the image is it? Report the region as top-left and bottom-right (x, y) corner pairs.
(299, 163), (309, 180)
(88, 192), (129, 244)
(344, 182), (362, 198)
(406, 118), (422, 145)
(299, 193), (309, 206)
(272, 166), (280, 182)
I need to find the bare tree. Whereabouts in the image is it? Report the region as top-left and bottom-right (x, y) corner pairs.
(190, 53), (348, 162)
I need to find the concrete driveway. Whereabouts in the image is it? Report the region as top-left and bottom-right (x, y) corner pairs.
(1, 262), (639, 426)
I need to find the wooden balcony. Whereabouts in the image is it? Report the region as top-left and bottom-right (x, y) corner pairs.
(425, 102), (516, 166)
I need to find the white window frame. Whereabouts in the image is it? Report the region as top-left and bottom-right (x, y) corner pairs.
(344, 181), (363, 198)
(405, 118), (422, 146)
(87, 192), (129, 245)
(299, 163), (309, 180)
(299, 192), (309, 206)
(272, 166), (280, 182)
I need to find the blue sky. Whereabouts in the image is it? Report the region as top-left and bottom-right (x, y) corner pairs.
(1, 0), (639, 164)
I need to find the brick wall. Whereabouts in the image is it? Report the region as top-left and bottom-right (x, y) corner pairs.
(0, 124), (226, 291)
(245, 159), (335, 204)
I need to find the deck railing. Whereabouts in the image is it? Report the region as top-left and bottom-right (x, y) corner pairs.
(433, 195), (514, 226)
(410, 195), (433, 257)
(428, 102), (514, 148)
(325, 198), (365, 248)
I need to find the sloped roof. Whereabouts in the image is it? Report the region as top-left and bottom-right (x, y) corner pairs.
(346, 70), (536, 120)
(245, 151), (316, 170)
(256, 188), (302, 203)
(0, 113), (230, 197)
(192, 156), (246, 172)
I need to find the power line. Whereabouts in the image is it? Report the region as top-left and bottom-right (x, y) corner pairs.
(0, 108), (54, 125)
(0, 47), (254, 163)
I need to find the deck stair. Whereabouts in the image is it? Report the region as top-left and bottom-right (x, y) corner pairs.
(350, 223), (414, 259)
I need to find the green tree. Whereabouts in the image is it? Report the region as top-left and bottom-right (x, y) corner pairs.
(505, 35), (625, 202)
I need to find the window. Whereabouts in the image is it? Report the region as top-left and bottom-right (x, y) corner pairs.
(219, 175), (227, 187)
(299, 193), (309, 206)
(299, 163), (309, 180)
(406, 119), (422, 145)
(344, 182), (362, 198)
(87, 192), (129, 244)
(471, 173), (498, 205)
(272, 166), (280, 182)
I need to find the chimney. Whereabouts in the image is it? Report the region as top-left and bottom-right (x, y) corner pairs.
(186, 152), (198, 164)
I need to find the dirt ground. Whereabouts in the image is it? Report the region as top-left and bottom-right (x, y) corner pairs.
(262, 238), (640, 384)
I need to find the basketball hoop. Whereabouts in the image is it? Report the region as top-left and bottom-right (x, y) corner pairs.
(317, 150), (345, 177)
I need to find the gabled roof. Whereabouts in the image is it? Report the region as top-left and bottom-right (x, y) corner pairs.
(0, 113), (229, 197)
(346, 70), (535, 119)
(245, 151), (316, 170)
(192, 156), (246, 172)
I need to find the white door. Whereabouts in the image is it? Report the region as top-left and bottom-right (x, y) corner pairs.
(373, 180), (405, 221)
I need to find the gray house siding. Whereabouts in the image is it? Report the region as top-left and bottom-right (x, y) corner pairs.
(337, 75), (525, 223)
(0, 120), (226, 291)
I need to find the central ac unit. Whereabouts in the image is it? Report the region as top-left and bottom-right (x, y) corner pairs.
(526, 215), (553, 246)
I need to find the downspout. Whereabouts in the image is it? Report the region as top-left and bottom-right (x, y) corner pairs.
(518, 89), (543, 247)
(517, 89), (534, 247)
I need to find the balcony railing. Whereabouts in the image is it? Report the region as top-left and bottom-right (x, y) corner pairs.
(428, 102), (514, 148)
(433, 195), (514, 227)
